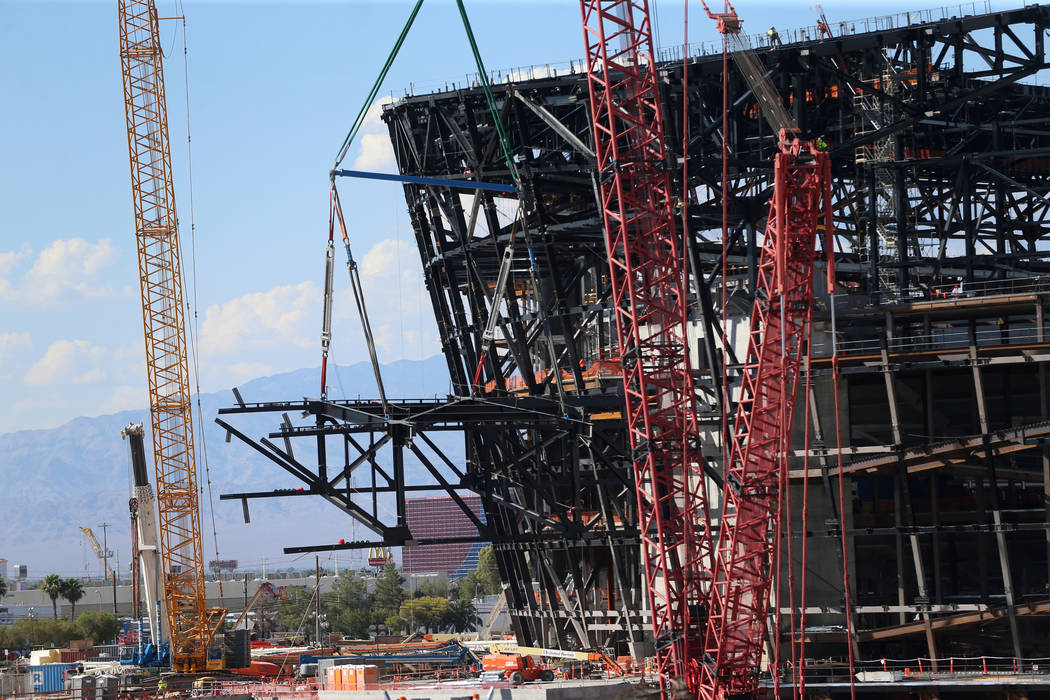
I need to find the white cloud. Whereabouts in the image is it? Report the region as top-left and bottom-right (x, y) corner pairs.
(0, 331), (30, 364)
(200, 281), (318, 357)
(350, 98), (397, 173)
(2, 238), (119, 306)
(95, 385), (148, 416)
(24, 339), (109, 387)
(0, 244), (31, 276)
(360, 239), (414, 279)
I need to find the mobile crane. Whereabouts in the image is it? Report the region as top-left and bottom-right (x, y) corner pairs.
(581, 1), (834, 697)
(118, 0), (226, 672)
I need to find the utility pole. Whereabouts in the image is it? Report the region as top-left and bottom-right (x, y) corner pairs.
(314, 555), (321, 645)
(99, 522), (116, 614)
(99, 522), (111, 579)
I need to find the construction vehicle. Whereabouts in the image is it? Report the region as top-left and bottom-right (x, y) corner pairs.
(117, 0), (226, 672)
(582, 1), (833, 697)
(489, 644), (625, 678)
(479, 653), (554, 683)
(79, 527), (114, 580)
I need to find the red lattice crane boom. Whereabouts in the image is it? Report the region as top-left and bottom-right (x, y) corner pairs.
(693, 7), (835, 697)
(580, 1), (711, 693)
(582, 1), (835, 697)
(701, 133), (833, 697)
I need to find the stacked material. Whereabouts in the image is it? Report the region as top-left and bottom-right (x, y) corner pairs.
(325, 665), (379, 690)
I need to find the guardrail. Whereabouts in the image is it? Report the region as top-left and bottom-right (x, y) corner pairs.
(833, 276), (1050, 312)
(772, 654), (1050, 685)
(400, 0), (1001, 96)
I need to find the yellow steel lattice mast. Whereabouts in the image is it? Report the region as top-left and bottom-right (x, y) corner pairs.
(118, 0), (221, 672)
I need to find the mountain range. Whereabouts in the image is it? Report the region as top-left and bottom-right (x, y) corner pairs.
(0, 355), (454, 577)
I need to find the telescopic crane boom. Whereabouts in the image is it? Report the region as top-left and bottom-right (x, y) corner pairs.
(118, 0), (224, 672)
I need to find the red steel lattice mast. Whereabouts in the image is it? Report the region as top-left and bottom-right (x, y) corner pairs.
(580, 1), (712, 693)
(700, 133), (833, 698)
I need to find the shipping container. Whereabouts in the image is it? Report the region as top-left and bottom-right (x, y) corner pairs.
(61, 650), (99, 663)
(29, 663), (76, 693)
(92, 645), (120, 660)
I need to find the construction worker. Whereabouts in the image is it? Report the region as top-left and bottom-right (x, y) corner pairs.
(817, 19), (832, 39)
(157, 678), (168, 694)
(816, 136), (829, 151)
(767, 26), (780, 46)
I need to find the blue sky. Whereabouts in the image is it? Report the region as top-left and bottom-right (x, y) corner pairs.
(0, 0), (1019, 433)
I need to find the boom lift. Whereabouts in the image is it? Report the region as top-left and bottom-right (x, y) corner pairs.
(582, 1), (834, 697)
(118, 0), (225, 672)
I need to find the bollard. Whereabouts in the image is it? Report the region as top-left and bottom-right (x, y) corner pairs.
(950, 657), (954, 674)
(982, 656), (987, 674)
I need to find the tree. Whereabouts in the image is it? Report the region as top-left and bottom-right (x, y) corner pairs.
(383, 613), (403, 635)
(324, 574), (372, 639)
(75, 612), (121, 645)
(275, 586), (316, 633)
(443, 598), (477, 633)
(374, 561), (406, 615)
(399, 596), (450, 634)
(476, 546), (501, 593)
(40, 574), (63, 619)
(458, 546), (502, 603)
(417, 578), (447, 598)
(60, 579), (85, 620)
(0, 576), (7, 597)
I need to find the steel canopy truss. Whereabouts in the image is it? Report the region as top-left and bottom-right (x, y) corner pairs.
(580, 0), (710, 691)
(217, 392), (648, 651)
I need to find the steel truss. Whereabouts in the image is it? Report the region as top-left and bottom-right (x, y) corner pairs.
(220, 3), (1050, 665)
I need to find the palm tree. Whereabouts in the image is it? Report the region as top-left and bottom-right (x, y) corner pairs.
(444, 598), (477, 633)
(40, 574), (63, 619)
(60, 578), (85, 620)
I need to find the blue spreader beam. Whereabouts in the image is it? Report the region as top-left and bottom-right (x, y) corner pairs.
(332, 168), (518, 194)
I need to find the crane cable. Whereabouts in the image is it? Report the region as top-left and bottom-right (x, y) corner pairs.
(332, 0), (426, 169)
(832, 348), (858, 699)
(175, 0), (223, 601)
(325, 1), (522, 404)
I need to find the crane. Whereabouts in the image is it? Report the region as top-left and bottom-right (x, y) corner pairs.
(118, 0), (225, 672)
(123, 423), (169, 649)
(580, 1), (711, 694)
(694, 7), (834, 698)
(582, 1), (834, 697)
(79, 527), (114, 580)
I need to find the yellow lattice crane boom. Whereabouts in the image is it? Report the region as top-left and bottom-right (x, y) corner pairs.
(118, 0), (223, 672)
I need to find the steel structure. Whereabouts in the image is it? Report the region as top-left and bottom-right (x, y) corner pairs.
(118, 0), (221, 671)
(220, 3), (1050, 691)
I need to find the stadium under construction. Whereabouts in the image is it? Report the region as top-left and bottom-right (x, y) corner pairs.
(217, 2), (1050, 696)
